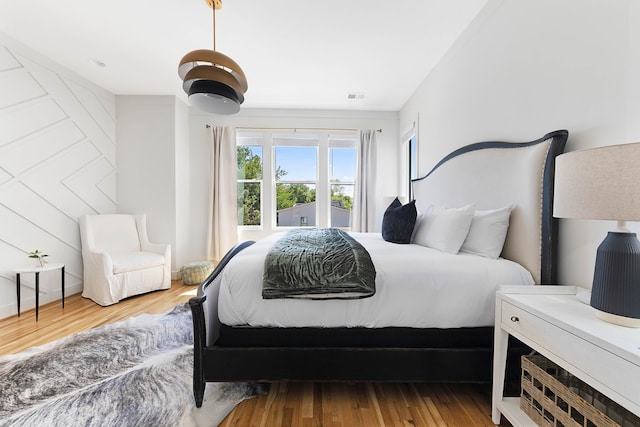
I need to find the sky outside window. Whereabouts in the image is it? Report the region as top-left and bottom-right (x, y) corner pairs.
(275, 146), (317, 181)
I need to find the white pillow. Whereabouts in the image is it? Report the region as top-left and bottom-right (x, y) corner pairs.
(412, 204), (475, 254)
(460, 205), (514, 259)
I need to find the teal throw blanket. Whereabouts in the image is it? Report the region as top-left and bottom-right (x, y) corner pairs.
(262, 228), (376, 299)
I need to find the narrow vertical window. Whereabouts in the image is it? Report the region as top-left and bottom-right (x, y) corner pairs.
(329, 145), (356, 227)
(237, 144), (263, 226)
(408, 135), (418, 200)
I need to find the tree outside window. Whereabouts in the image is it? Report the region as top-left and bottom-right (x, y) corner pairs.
(237, 145), (262, 226)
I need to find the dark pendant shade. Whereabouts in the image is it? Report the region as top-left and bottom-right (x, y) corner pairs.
(177, 1), (247, 115)
(590, 232), (640, 324)
(188, 80), (242, 114)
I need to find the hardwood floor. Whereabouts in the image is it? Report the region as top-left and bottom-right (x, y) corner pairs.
(220, 382), (509, 427)
(0, 280), (196, 356)
(0, 281), (512, 426)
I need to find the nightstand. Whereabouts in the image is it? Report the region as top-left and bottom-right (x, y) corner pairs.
(492, 285), (640, 426)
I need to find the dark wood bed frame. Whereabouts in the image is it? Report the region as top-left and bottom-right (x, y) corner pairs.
(189, 130), (569, 407)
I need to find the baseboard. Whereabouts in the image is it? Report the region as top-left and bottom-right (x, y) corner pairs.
(0, 284), (83, 320)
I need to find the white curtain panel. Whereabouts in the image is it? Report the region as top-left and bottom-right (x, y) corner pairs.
(207, 126), (238, 262)
(352, 129), (377, 232)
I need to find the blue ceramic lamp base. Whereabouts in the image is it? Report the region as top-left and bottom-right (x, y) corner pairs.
(590, 231), (640, 328)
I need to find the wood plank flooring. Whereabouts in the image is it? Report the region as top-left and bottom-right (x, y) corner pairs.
(220, 382), (508, 427)
(0, 280), (196, 356)
(0, 281), (512, 426)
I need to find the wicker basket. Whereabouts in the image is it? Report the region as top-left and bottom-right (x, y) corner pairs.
(179, 261), (215, 285)
(520, 353), (639, 427)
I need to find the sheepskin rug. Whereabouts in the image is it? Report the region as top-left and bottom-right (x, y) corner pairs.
(0, 304), (267, 427)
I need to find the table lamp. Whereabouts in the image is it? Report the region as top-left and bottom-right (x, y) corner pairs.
(554, 142), (640, 327)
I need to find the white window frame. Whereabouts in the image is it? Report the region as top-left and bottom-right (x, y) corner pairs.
(236, 133), (266, 229)
(236, 129), (357, 233)
(401, 124), (418, 201)
(272, 133), (320, 229)
(328, 136), (357, 228)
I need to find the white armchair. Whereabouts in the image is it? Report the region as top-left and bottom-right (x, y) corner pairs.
(79, 214), (171, 306)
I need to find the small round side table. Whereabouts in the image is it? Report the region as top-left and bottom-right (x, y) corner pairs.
(15, 263), (65, 321)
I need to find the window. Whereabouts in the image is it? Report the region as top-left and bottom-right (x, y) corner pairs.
(409, 136), (418, 180)
(329, 142), (356, 228)
(408, 135), (418, 199)
(275, 144), (318, 227)
(236, 130), (357, 231)
(237, 134), (264, 227)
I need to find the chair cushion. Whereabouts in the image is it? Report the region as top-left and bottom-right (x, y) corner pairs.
(111, 252), (165, 274)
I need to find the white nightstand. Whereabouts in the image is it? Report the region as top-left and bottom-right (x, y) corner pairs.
(491, 285), (640, 426)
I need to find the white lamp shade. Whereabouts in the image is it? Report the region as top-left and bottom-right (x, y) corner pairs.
(189, 92), (240, 114)
(553, 142), (640, 221)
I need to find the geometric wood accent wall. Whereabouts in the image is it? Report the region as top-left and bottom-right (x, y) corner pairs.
(0, 40), (116, 318)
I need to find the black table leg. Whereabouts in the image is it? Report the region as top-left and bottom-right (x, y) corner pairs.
(35, 272), (39, 322)
(61, 265), (65, 309)
(16, 273), (21, 317)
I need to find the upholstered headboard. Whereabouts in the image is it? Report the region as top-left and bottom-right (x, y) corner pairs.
(411, 130), (568, 284)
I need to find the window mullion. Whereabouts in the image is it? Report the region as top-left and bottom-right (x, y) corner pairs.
(263, 132), (274, 229)
(317, 134), (329, 228)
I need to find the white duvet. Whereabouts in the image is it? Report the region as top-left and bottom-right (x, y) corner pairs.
(218, 232), (534, 328)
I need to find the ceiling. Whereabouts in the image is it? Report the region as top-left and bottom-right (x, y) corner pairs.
(0, 0), (486, 111)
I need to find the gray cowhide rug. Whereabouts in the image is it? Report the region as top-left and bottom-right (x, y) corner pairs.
(0, 304), (268, 427)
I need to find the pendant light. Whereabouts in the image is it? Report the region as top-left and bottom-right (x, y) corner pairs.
(178, 0), (248, 114)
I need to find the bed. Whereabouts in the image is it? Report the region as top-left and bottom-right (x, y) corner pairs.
(189, 129), (568, 407)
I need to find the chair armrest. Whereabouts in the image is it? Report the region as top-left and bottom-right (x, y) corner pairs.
(141, 241), (170, 257)
(82, 249), (114, 279)
(136, 214), (170, 259)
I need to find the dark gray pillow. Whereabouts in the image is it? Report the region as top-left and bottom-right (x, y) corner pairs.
(381, 198), (417, 244)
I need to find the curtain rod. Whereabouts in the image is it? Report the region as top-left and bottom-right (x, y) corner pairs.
(205, 125), (382, 133)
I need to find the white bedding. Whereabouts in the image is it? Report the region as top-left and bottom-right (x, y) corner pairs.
(218, 232), (534, 329)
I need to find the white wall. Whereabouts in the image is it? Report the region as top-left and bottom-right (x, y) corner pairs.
(628, 1), (640, 138)
(174, 99), (191, 272)
(116, 96), (180, 275)
(399, 0), (640, 288)
(0, 33), (116, 318)
(116, 96), (196, 277)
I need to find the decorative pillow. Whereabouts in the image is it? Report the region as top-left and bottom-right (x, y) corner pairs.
(381, 198), (417, 244)
(460, 205), (514, 259)
(412, 204), (475, 254)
